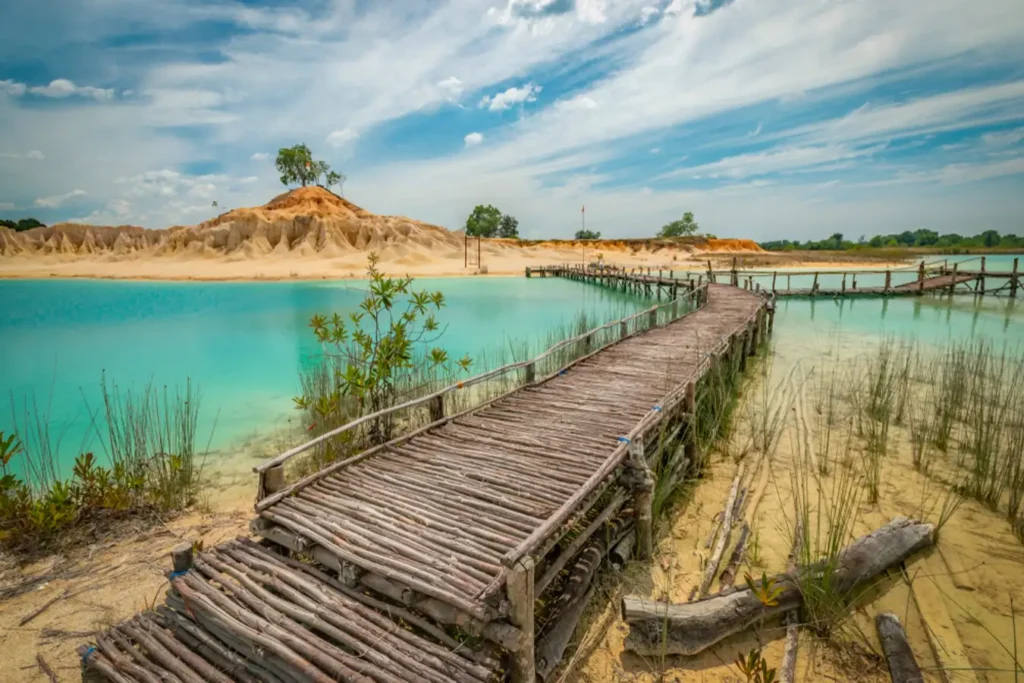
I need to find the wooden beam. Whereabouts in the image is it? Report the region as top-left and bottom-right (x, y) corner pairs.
(506, 558), (536, 683)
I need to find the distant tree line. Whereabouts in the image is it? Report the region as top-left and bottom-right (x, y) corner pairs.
(465, 204), (519, 238)
(575, 229), (601, 240)
(0, 218), (45, 232)
(760, 229), (1023, 251)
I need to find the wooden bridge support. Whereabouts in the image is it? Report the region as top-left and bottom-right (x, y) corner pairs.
(507, 558), (536, 683)
(1013, 258), (1019, 298)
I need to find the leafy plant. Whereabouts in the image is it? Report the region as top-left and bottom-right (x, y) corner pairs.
(657, 211), (698, 238)
(295, 254), (471, 445)
(275, 143), (344, 189)
(735, 647), (778, 683)
(744, 571), (784, 607)
(465, 204), (503, 237)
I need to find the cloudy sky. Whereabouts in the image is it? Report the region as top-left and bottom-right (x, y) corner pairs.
(1, 0), (1023, 240)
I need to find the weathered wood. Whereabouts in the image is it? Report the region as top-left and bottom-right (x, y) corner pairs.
(876, 613), (924, 683)
(698, 466), (743, 597)
(536, 490), (627, 594)
(623, 517), (934, 656)
(506, 557), (536, 683)
(170, 541), (194, 574)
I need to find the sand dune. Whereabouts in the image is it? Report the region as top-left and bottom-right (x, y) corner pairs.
(0, 186), (766, 280)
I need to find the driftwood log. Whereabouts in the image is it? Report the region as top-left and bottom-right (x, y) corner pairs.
(622, 517), (934, 656)
(535, 515), (633, 681)
(875, 613), (923, 683)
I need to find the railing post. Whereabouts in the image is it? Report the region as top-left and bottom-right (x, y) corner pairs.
(506, 557), (536, 683)
(525, 362), (535, 384)
(429, 394), (444, 422)
(672, 298), (678, 319)
(841, 273), (846, 295)
(260, 464), (285, 499)
(949, 263), (958, 296)
(884, 270), (891, 293)
(583, 332), (592, 353)
(767, 301), (775, 333)
(628, 436), (653, 560)
(620, 320), (628, 339)
(917, 260), (925, 295)
(771, 271), (777, 294)
(648, 308), (657, 329)
(737, 331), (748, 372)
(812, 272), (819, 295)
(525, 266), (531, 278)
(684, 382), (697, 465)
(171, 541), (195, 575)
(1012, 258), (1019, 298)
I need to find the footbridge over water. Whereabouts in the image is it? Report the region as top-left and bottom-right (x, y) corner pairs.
(79, 282), (770, 683)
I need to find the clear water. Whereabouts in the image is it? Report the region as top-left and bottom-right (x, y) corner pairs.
(742, 252), (1021, 292)
(0, 277), (650, 478)
(2, 257), (1021, 481)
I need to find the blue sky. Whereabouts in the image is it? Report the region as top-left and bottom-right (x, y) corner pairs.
(1, 0), (1023, 241)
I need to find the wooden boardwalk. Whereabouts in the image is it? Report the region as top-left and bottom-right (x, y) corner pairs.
(80, 283), (769, 683)
(531, 257), (1020, 299)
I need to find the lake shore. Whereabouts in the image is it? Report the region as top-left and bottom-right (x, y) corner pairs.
(0, 249), (915, 281)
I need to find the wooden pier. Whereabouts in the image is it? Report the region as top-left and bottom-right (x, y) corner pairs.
(79, 283), (770, 683)
(528, 255), (1020, 299)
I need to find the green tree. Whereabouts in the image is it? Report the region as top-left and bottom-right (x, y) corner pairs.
(295, 254), (471, 444)
(979, 229), (1001, 248)
(465, 204), (502, 237)
(498, 214), (519, 238)
(0, 218), (45, 232)
(657, 211), (698, 238)
(276, 144), (343, 189)
(575, 229), (601, 240)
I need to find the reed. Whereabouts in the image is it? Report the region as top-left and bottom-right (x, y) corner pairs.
(1, 375), (213, 552)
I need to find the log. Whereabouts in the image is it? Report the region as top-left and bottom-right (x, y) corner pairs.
(876, 613), (924, 683)
(622, 517), (934, 656)
(698, 467), (743, 597)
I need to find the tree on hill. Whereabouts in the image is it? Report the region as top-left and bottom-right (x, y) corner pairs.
(0, 218), (45, 232)
(276, 144), (345, 191)
(657, 211), (698, 238)
(575, 229), (601, 240)
(465, 205), (502, 237)
(498, 214), (519, 238)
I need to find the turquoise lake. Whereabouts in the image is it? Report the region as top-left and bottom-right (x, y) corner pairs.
(1, 253), (1021, 480)
(0, 277), (649, 478)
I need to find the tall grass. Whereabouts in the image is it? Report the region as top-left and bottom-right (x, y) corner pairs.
(0, 375), (213, 552)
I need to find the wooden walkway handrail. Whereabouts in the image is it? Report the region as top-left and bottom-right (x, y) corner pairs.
(497, 300), (758, 572)
(254, 282), (709, 476)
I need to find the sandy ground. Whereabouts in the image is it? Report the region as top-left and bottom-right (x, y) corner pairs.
(561, 342), (1024, 683)
(0, 247), (911, 281)
(0, 438), (269, 682)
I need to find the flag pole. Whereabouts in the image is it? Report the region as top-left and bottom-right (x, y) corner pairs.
(581, 204), (585, 266)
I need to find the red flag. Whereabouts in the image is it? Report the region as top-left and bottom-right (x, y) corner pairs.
(582, 205), (585, 214)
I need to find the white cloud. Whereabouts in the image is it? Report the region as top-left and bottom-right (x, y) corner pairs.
(576, 0), (608, 24)
(1, 80), (28, 97)
(638, 5), (660, 24)
(665, 144), (886, 180)
(464, 132), (484, 147)
(0, 149), (45, 160)
(438, 77), (464, 100)
(650, 147), (661, 154)
(0, 202), (15, 210)
(555, 94), (598, 111)
(251, 152), (269, 161)
(26, 78), (115, 100)
(34, 189), (87, 208)
(981, 127), (1024, 148)
(326, 128), (358, 147)
(479, 83), (542, 112)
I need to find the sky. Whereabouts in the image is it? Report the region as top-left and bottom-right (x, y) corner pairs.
(1, 0), (1023, 241)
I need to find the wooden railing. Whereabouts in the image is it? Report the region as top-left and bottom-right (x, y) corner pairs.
(253, 282), (711, 506)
